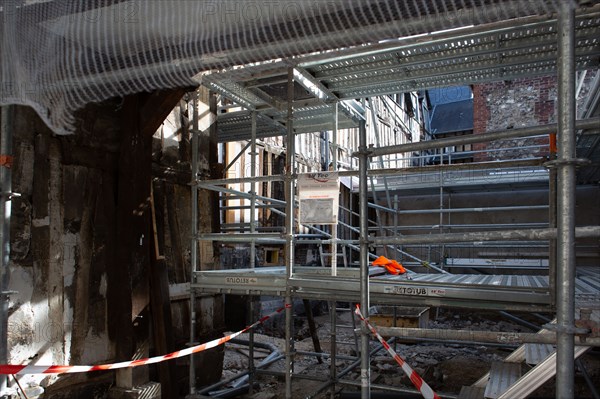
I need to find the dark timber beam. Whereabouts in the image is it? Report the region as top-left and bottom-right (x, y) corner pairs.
(140, 88), (192, 137)
(109, 88), (187, 396)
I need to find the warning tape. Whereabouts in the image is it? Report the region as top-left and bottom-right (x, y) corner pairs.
(354, 305), (441, 399)
(0, 304), (291, 375)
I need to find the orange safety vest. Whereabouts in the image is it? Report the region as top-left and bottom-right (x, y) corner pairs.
(372, 255), (406, 275)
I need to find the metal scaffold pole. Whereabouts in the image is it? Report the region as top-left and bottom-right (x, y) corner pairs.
(250, 110), (258, 267)
(331, 101), (339, 277)
(332, 102), (338, 172)
(330, 101), (339, 399)
(549, 142), (557, 307)
(358, 117), (370, 399)
(0, 106), (13, 397)
(284, 67), (296, 399)
(556, 2), (577, 398)
(248, 110), (258, 394)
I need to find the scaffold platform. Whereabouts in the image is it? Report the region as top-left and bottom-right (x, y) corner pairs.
(192, 266), (600, 313)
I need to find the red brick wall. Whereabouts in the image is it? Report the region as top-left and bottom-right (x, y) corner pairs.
(472, 76), (556, 161)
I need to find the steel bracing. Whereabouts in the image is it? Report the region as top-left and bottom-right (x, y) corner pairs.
(188, 5), (600, 399)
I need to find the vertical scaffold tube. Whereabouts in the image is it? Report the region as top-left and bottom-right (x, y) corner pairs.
(331, 102), (339, 277)
(248, 111), (257, 394)
(358, 118), (370, 399)
(330, 102), (339, 398)
(0, 106), (14, 396)
(284, 67), (296, 399)
(557, 2), (577, 398)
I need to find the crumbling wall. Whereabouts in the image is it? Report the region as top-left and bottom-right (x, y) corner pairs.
(8, 102), (121, 393)
(473, 76), (556, 161)
(5, 91), (218, 397)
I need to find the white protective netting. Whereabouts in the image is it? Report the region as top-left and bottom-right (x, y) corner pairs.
(0, 0), (564, 134)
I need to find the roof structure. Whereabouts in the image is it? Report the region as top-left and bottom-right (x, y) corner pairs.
(430, 99), (474, 135)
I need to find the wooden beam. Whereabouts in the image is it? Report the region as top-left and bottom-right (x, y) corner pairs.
(111, 90), (169, 360)
(109, 94), (144, 361)
(149, 181), (178, 399)
(140, 88), (193, 137)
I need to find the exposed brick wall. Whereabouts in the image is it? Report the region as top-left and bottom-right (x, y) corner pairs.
(473, 75), (557, 161)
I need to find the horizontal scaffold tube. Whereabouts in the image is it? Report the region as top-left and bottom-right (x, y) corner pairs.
(365, 117), (600, 157)
(195, 159), (548, 186)
(197, 174), (285, 186)
(374, 326), (600, 347)
(348, 158), (545, 178)
(395, 205), (549, 215)
(196, 233), (285, 244)
(371, 226), (600, 245)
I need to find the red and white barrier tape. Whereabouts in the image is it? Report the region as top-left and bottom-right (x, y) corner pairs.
(0, 304), (291, 375)
(354, 305), (440, 399)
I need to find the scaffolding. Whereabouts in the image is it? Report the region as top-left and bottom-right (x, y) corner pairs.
(188, 5), (600, 398)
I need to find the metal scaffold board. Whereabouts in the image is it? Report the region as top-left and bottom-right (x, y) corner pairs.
(485, 362), (521, 399)
(366, 166), (550, 192)
(525, 343), (554, 365)
(202, 11), (600, 141)
(216, 104), (360, 142)
(305, 15), (600, 99)
(193, 266), (552, 311)
(192, 265), (600, 312)
(497, 346), (591, 399)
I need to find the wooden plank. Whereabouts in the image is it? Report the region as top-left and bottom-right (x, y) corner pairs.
(110, 94), (147, 361)
(302, 300), (323, 364)
(150, 185), (165, 261)
(165, 182), (187, 283)
(149, 181), (178, 399)
(177, 98), (191, 163)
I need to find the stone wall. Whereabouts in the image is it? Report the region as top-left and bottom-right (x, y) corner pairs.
(473, 75), (557, 161)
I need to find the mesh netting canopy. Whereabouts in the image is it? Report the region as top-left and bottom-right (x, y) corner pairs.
(0, 0), (566, 134)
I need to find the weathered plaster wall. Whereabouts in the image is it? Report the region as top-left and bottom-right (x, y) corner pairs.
(8, 102), (121, 392)
(5, 91), (217, 397)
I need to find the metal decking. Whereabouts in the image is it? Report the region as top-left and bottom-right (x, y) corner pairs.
(206, 9), (600, 142)
(193, 266), (599, 312)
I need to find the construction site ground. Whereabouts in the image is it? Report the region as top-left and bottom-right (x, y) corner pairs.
(215, 305), (599, 399)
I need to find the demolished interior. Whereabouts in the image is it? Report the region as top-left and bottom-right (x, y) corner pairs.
(0, 1), (599, 399)
(186, 6), (600, 399)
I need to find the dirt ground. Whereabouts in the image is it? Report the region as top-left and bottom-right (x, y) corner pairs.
(205, 305), (599, 399)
